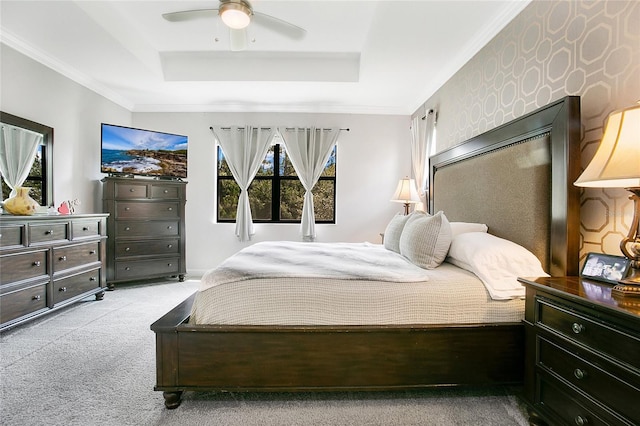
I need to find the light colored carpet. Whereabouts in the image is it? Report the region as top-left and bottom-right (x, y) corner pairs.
(0, 279), (529, 426)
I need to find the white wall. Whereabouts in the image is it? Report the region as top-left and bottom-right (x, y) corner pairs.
(1, 44), (131, 213)
(132, 112), (412, 274)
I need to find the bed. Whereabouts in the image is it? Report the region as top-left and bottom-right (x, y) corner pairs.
(151, 96), (581, 409)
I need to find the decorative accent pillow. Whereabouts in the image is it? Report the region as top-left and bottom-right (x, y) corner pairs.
(399, 211), (452, 269)
(446, 232), (548, 300)
(383, 213), (413, 253)
(450, 222), (488, 238)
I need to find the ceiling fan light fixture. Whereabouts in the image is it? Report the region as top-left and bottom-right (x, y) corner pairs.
(219, 1), (252, 29)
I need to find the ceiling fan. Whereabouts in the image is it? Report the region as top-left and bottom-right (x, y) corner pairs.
(162, 0), (307, 51)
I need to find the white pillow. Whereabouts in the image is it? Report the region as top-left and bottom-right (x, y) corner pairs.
(450, 222), (488, 238)
(399, 211), (452, 269)
(446, 232), (548, 300)
(383, 213), (412, 253)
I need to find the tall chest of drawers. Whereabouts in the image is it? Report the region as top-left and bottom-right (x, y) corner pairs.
(519, 276), (640, 426)
(102, 177), (186, 288)
(0, 214), (108, 331)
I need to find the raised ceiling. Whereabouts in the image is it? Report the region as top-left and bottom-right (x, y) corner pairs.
(0, 1), (530, 114)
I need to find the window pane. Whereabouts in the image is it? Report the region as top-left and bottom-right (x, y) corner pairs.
(314, 180), (335, 221)
(321, 146), (336, 177)
(280, 146), (297, 177)
(218, 179), (240, 220)
(248, 179), (272, 220)
(217, 147), (233, 177)
(256, 146), (274, 176)
(280, 180), (304, 220)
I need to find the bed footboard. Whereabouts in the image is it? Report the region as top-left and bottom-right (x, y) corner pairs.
(151, 294), (524, 409)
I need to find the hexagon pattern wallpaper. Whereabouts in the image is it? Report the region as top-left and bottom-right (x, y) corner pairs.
(416, 0), (640, 264)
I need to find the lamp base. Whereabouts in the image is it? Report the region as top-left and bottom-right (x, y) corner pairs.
(612, 266), (640, 298)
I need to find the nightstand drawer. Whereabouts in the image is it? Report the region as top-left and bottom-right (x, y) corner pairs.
(52, 242), (100, 273)
(537, 297), (640, 370)
(538, 336), (640, 422)
(538, 376), (612, 426)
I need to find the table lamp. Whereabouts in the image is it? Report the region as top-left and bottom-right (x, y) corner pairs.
(391, 177), (420, 215)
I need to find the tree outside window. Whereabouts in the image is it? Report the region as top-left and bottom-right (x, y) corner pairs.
(217, 144), (336, 223)
(1, 145), (46, 205)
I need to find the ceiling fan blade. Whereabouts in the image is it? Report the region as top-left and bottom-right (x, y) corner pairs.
(252, 12), (306, 40)
(229, 28), (248, 51)
(162, 9), (218, 22)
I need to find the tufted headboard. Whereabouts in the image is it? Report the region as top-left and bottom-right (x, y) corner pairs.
(430, 96), (581, 276)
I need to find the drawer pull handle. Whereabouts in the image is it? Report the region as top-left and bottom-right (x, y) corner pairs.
(125, 267), (131, 271)
(83, 227), (89, 231)
(125, 227), (130, 231)
(45, 230), (53, 235)
(129, 188), (135, 192)
(168, 207), (173, 211)
(125, 207), (130, 211)
(167, 244), (173, 248)
(33, 261), (41, 267)
(125, 247), (130, 252)
(167, 263), (172, 267)
(32, 295), (41, 301)
(573, 368), (586, 380)
(89, 276), (97, 281)
(167, 226), (173, 230)
(89, 250), (96, 255)
(59, 287), (67, 292)
(163, 189), (169, 194)
(574, 415), (588, 425)
(59, 256), (67, 261)
(571, 323), (584, 334)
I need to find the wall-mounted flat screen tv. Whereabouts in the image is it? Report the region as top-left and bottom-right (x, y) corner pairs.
(101, 123), (188, 179)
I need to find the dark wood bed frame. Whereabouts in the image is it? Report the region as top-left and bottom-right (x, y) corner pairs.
(151, 96), (581, 409)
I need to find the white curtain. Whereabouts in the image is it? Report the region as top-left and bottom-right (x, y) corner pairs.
(211, 126), (274, 242)
(410, 111), (435, 211)
(0, 123), (42, 200)
(279, 127), (340, 241)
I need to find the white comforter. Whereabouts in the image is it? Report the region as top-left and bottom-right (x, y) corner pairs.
(199, 241), (430, 291)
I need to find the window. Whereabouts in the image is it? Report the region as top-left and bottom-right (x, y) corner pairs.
(0, 112), (53, 206)
(217, 143), (336, 223)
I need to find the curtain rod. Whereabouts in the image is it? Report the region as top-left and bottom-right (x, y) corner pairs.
(210, 127), (349, 131)
(421, 109), (434, 120)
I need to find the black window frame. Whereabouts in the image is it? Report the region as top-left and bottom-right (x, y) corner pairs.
(217, 143), (336, 224)
(0, 112), (53, 207)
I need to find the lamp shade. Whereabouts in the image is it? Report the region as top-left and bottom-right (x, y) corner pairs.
(391, 178), (420, 203)
(575, 104), (640, 188)
(220, 1), (252, 29)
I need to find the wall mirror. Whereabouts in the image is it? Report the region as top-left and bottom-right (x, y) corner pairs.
(0, 111), (54, 207)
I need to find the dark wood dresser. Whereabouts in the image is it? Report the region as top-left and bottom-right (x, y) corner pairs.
(102, 177), (186, 288)
(519, 276), (640, 426)
(0, 214), (108, 331)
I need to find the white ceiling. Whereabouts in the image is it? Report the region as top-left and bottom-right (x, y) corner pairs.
(0, 0), (530, 115)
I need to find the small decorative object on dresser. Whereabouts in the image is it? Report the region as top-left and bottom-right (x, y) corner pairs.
(519, 276), (640, 426)
(0, 214), (108, 331)
(2, 186), (40, 215)
(102, 176), (186, 289)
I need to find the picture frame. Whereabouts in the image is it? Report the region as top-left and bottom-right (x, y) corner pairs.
(580, 252), (631, 284)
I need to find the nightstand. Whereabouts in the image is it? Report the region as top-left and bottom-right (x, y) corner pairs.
(519, 276), (640, 426)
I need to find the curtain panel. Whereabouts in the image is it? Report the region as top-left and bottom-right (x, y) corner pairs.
(211, 126), (275, 242)
(410, 111), (435, 211)
(278, 127), (340, 242)
(0, 123), (42, 200)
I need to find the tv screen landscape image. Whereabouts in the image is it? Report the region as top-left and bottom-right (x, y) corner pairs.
(101, 123), (188, 179)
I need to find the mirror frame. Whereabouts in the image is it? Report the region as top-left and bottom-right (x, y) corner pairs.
(0, 111), (54, 206)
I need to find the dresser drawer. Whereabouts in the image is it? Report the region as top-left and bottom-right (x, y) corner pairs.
(150, 184), (180, 199)
(0, 224), (25, 248)
(536, 297), (639, 370)
(52, 242), (100, 274)
(116, 201), (179, 219)
(115, 220), (179, 238)
(72, 219), (101, 239)
(0, 250), (48, 284)
(0, 284), (47, 324)
(115, 258), (180, 280)
(29, 222), (69, 244)
(53, 269), (101, 305)
(538, 337), (640, 422)
(114, 182), (148, 199)
(538, 376), (614, 426)
(115, 239), (180, 257)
